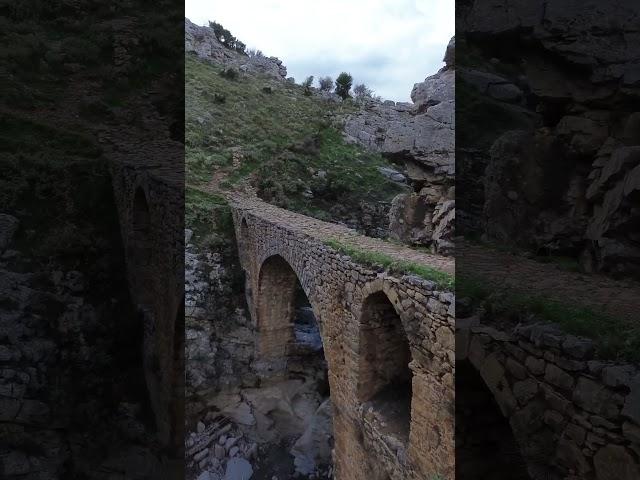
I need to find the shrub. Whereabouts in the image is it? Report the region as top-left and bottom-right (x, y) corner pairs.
(208, 20), (246, 54)
(353, 83), (373, 100)
(219, 67), (238, 80)
(335, 72), (353, 100)
(302, 75), (314, 96)
(318, 76), (333, 92)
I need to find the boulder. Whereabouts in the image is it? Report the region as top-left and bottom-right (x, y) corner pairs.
(224, 458), (253, 480)
(593, 445), (640, 480)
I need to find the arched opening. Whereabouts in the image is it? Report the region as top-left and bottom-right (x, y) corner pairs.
(357, 291), (412, 442)
(254, 255), (333, 478)
(256, 255), (298, 359)
(239, 217), (250, 256)
(240, 217), (249, 237)
(169, 297), (185, 455)
(133, 188), (152, 267)
(456, 359), (530, 479)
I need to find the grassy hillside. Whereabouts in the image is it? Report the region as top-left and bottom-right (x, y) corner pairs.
(185, 53), (407, 225)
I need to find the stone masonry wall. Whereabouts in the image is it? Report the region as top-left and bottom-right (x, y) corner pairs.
(110, 161), (184, 448)
(457, 318), (640, 480)
(229, 197), (455, 480)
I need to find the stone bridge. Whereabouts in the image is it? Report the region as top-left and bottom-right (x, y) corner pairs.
(456, 243), (640, 480)
(109, 158), (184, 450)
(457, 318), (640, 480)
(228, 195), (455, 480)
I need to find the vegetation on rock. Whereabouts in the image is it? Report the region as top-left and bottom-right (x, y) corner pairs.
(325, 239), (454, 290)
(458, 275), (640, 362)
(353, 83), (374, 100)
(208, 20), (246, 54)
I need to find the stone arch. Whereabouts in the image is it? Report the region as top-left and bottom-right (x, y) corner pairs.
(169, 296), (185, 452)
(133, 187), (151, 263)
(240, 216), (249, 238)
(131, 187), (153, 305)
(461, 348), (547, 480)
(238, 217), (250, 258)
(356, 288), (413, 441)
(256, 254), (324, 360)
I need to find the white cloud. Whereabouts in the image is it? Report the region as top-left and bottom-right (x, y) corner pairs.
(185, 0), (454, 102)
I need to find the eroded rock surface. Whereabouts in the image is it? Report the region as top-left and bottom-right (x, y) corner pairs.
(458, 0), (640, 276)
(343, 37), (455, 253)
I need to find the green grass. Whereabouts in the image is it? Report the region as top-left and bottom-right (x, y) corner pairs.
(185, 55), (407, 223)
(325, 239), (454, 290)
(457, 275), (640, 362)
(185, 187), (234, 245)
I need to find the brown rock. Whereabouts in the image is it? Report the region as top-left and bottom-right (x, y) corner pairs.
(545, 363), (575, 391)
(593, 445), (640, 480)
(574, 377), (620, 419)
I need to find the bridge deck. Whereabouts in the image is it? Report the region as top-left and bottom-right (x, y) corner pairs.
(228, 194), (455, 276)
(459, 241), (640, 324)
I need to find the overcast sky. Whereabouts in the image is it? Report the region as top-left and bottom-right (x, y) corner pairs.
(185, 0), (454, 102)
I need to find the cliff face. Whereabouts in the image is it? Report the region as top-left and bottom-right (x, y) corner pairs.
(185, 18), (287, 80)
(343, 38), (455, 254)
(458, 1), (640, 277)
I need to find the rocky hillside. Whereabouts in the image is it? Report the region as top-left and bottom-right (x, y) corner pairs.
(458, 1), (640, 277)
(185, 21), (407, 237)
(185, 18), (287, 80)
(344, 38), (455, 254)
(185, 18), (409, 239)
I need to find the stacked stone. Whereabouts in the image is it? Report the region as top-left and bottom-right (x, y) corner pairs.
(110, 160), (185, 448)
(457, 318), (640, 480)
(229, 197), (455, 480)
(186, 415), (257, 480)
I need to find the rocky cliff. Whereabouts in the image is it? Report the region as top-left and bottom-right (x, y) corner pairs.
(458, 1), (640, 277)
(344, 37), (455, 254)
(185, 18), (287, 80)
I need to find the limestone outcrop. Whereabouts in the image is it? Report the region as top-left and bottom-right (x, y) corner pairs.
(343, 37), (455, 254)
(458, 0), (640, 276)
(185, 18), (287, 80)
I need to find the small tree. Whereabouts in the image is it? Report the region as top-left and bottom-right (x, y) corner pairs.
(208, 20), (245, 54)
(335, 72), (353, 100)
(247, 48), (264, 58)
(302, 75), (314, 96)
(235, 40), (246, 54)
(318, 76), (333, 92)
(353, 83), (373, 100)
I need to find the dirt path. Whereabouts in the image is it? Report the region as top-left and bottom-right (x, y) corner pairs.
(227, 193), (455, 276)
(458, 241), (640, 323)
